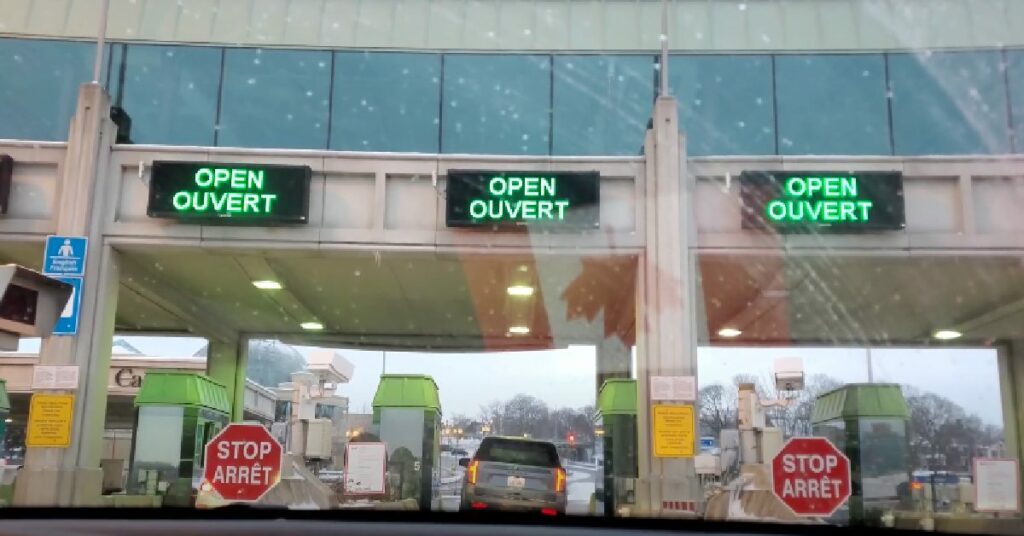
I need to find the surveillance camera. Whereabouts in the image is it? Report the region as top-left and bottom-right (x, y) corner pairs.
(774, 357), (805, 392)
(775, 371), (805, 392)
(0, 265), (74, 349)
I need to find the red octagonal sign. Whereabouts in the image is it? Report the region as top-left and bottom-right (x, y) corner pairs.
(203, 423), (283, 503)
(771, 437), (851, 517)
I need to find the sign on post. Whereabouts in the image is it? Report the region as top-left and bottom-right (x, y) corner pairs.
(974, 458), (1021, 513)
(26, 393), (74, 448)
(344, 442), (387, 495)
(202, 423), (283, 502)
(43, 235), (87, 336)
(771, 437), (851, 517)
(652, 404), (695, 457)
(44, 235), (88, 276)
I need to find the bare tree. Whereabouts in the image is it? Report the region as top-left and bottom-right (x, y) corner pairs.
(698, 384), (737, 439)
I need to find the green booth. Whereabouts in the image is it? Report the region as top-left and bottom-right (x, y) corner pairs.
(0, 379), (12, 506)
(371, 374), (441, 511)
(0, 379), (9, 451)
(595, 378), (638, 517)
(128, 371), (231, 506)
(812, 383), (911, 525)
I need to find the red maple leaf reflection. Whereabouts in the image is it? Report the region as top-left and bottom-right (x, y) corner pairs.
(561, 257), (638, 347)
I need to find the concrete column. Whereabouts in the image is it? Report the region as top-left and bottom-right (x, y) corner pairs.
(206, 338), (249, 422)
(15, 84), (120, 506)
(596, 336), (631, 394)
(1000, 341), (1024, 491)
(634, 96), (701, 516)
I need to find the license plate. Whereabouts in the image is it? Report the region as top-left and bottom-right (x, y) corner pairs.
(507, 476), (526, 489)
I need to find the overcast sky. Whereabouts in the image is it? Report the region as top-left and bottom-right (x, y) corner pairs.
(10, 336), (1004, 426)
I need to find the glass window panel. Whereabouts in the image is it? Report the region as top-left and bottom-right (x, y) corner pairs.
(552, 55), (654, 156)
(0, 38), (92, 141)
(218, 48), (331, 149)
(332, 52), (440, 153)
(442, 54), (550, 155)
(775, 54), (890, 155)
(120, 44), (221, 146)
(669, 55), (775, 156)
(889, 51), (1011, 155)
(1004, 50), (1024, 153)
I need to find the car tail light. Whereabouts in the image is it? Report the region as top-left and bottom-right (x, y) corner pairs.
(471, 502), (488, 510)
(540, 508), (558, 516)
(468, 460), (480, 485)
(554, 467), (566, 492)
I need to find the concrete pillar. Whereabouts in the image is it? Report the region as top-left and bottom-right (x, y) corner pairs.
(15, 84), (120, 506)
(207, 338), (250, 422)
(596, 336), (631, 394)
(633, 96), (701, 516)
(1000, 341), (1024, 491)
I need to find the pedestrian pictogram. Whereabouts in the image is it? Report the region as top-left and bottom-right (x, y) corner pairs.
(202, 423), (283, 503)
(43, 235), (88, 276)
(771, 437), (851, 517)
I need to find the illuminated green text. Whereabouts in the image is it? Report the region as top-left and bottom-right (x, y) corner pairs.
(468, 176), (570, 222)
(765, 176), (873, 224)
(171, 167), (278, 215)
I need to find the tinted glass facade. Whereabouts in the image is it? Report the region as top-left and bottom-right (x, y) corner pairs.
(1, 38), (1022, 156)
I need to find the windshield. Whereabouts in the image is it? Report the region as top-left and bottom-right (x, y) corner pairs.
(0, 0), (1020, 534)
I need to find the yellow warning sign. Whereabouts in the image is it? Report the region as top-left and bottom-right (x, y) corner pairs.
(653, 404), (695, 458)
(26, 393), (74, 448)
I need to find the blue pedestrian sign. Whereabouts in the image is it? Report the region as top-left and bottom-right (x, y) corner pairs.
(44, 235), (88, 276)
(52, 276), (83, 335)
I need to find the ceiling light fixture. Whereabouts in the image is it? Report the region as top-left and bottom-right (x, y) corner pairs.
(252, 280), (283, 290)
(508, 326), (531, 335)
(933, 329), (962, 341)
(300, 321), (324, 331)
(717, 327), (742, 338)
(507, 285), (535, 297)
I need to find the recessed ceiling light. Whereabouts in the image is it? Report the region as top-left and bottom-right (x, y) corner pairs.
(252, 280), (282, 290)
(508, 326), (530, 335)
(717, 327), (742, 338)
(507, 285), (535, 297)
(300, 321), (324, 331)
(933, 329), (961, 340)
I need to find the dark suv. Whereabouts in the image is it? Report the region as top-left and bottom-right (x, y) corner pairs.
(458, 437), (567, 515)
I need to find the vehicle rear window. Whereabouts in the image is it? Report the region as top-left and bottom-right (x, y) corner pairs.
(475, 439), (560, 467)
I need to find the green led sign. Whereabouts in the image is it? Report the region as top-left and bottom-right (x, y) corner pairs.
(446, 170), (600, 228)
(740, 171), (904, 233)
(147, 161), (311, 225)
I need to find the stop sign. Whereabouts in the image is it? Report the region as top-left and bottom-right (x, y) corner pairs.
(771, 437), (851, 517)
(203, 423), (283, 502)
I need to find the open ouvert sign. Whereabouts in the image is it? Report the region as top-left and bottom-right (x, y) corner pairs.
(147, 161), (312, 225)
(445, 170), (600, 229)
(739, 170), (905, 233)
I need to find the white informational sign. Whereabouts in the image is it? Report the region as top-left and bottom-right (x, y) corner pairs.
(974, 458), (1021, 513)
(344, 442), (387, 495)
(651, 375), (696, 401)
(32, 365), (80, 390)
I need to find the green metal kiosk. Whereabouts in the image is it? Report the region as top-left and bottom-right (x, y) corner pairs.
(595, 378), (638, 516)
(0, 379), (12, 506)
(0, 379), (9, 451)
(812, 383), (911, 524)
(128, 371), (231, 506)
(371, 374), (441, 511)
